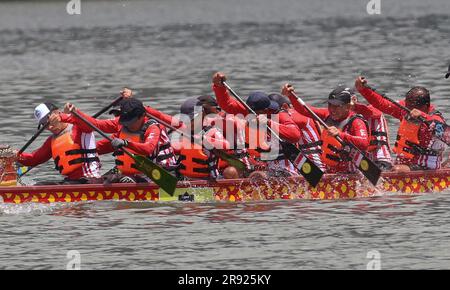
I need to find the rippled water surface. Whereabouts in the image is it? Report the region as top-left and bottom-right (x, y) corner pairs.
(1, 0), (450, 269)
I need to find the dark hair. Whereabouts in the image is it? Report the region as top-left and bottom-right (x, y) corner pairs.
(405, 86), (430, 107)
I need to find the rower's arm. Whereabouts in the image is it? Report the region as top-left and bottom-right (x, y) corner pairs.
(213, 84), (248, 115)
(96, 136), (115, 155)
(271, 112), (301, 143)
(357, 86), (403, 120)
(17, 137), (52, 166)
(145, 105), (186, 130)
(65, 109), (120, 133)
(126, 124), (161, 156)
(60, 111), (93, 133)
(353, 103), (382, 119)
(287, 94), (329, 120)
(340, 118), (369, 150)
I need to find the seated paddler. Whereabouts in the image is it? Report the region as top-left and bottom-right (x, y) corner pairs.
(17, 102), (101, 184)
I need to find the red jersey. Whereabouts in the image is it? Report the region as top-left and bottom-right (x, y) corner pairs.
(358, 86), (445, 169)
(19, 113), (100, 180)
(287, 94), (369, 173)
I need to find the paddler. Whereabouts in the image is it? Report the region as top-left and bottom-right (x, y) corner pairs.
(338, 86), (393, 170)
(212, 72), (302, 177)
(67, 97), (177, 183)
(355, 76), (446, 171)
(145, 95), (250, 180)
(16, 103), (101, 184)
(281, 83), (369, 173)
(268, 93), (324, 170)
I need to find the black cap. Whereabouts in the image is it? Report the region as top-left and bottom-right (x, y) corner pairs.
(327, 85), (355, 105)
(246, 92), (279, 112)
(118, 98), (145, 125)
(268, 93), (290, 108)
(446, 64), (450, 79)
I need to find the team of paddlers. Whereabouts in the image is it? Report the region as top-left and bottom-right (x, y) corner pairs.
(14, 73), (449, 185)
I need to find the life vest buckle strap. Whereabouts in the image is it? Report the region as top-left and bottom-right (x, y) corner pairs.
(192, 157), (213, 165)
(68, 157), (100, 166)
(155, 153), (176, 162)
(299, 140), (323, 149)
(370, 131), (388, 137)
(65, 148), (97, 155)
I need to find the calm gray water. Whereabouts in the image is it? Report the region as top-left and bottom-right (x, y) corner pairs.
(1, 0), (450, 270)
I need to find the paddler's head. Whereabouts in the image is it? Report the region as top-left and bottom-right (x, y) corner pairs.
(118, 98), (146, 132)
(404, 86), (430, 113)
(180, 95), (221, 133)
(268, 93), (291, 112)
(327, 86), (354, 121)
(246, 92), (279, 115)
(34, 103), (66, 135)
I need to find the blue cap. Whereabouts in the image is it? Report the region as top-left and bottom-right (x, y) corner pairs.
(246, 92), (279, 112)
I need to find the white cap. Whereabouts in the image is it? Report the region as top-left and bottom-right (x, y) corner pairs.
(34, 103), (51, 124)
(34, 103), (57, 128)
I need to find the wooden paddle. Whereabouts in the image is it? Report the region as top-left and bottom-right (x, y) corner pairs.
(222, 81), (324, 187)
(17, 96), (124, 178)
(366, 84), (450, 146)
(72, 109), (178, 195)
(145, 113), (248, 173)
(18, 123), (49, 155)
(290, 91), (381, 186)
(92, 96), (123, 118)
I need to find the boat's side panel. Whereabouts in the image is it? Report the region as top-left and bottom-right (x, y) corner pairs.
(1, 170), (450, 204)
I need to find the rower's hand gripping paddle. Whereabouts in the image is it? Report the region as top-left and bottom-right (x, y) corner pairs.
(365, 84), (450, 147)
(222, 81), (324, 188)
(290, 91), (381, 186)
(72, 109), (178, 195)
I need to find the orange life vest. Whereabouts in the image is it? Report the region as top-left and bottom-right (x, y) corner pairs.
(115, 120), (169, 175)
(114, 130), (142, 175)
(320, 130), (351, 167)
(177, 148), (216, 178)
(393, 112), (442, 160)
(51, 130), (98, 176)
(320, 114), (366, 167)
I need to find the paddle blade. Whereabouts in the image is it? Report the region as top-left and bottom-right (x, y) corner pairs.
(17, 165), (32, 177)
(349, 147), (381, 186)
(212, 149), (247, 172)
(132, 154), (178, 196)
(282, 143), (324, 188)
(432, 121), (450, 146)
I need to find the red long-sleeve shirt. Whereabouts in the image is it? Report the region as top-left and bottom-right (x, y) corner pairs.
(18, 112), (100, 180)
(287, 94), (369, 150)
(213, 84), (301, 143)
(358, 86), (445, 168)
(144, 105), (230, 153)
(353, 103), (383, 119)
(357, 86), (443, 123)
(69, 109), (160, 157)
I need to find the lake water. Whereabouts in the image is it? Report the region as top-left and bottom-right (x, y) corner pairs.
(0, 0), (450, 270)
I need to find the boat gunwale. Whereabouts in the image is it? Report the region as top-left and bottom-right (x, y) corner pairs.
(1, 169), (449, 193)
